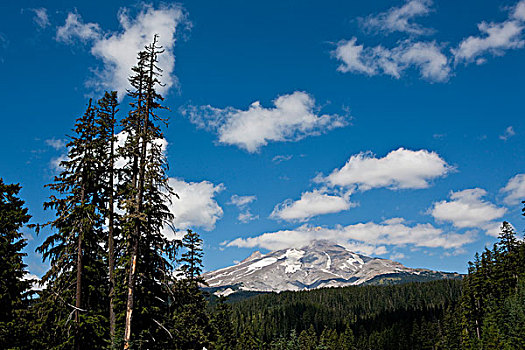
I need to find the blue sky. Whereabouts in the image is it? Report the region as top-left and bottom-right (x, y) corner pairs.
(1, 0), (524, 277)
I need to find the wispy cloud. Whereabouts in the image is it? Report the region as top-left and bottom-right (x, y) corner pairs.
(229, 195), (258, 223)
(360, 0), (434, 36)
(501, 173), (525, 205)
(499, 126), (516, 141)
(272, 155), (293, 163)
(453, 1), (525, 65)
(45, 138), (66, 150)
(333, 38), (450, 82)
(29, 8), (50, 29)
(184, 91), (348, 152)
(336, 0), (525, 81)
(56, 12), (101, 43)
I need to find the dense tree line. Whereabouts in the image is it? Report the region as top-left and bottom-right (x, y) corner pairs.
(227, 279), (462, 349)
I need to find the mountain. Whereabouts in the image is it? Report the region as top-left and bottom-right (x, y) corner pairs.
(203, 240), (461, 295)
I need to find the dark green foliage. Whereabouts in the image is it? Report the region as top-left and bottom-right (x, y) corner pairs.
(0, 179), (32, 349)
(210, 296), (236, 350)
(167, 230), (211, 350)
(35, 100), (109, 349)
(459, 221), (525, 349)
(179, 229), (204, 282)
(230, 278), (462, 348)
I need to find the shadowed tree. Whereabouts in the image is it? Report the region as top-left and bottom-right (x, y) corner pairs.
(0, 179), (32, 349)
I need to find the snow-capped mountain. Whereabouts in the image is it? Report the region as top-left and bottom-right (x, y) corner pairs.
(203, 240), (460, 294)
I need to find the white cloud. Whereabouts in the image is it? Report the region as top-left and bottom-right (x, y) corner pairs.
(229, 195), (258, 223)
(227, 220), (475, 254)
(453, 1), (525, 64)
(56, 12), (101, 43)
(319, 148), (451, 191)
(56, 5), (187, 98)
(238, 211), (259, 223)
(45, 138), (66, 150)
(272, 155), (293, 163)
(499, 126), (516, 141)
(501, 173), (525, 205)
(360, 0), (434, 36)
(334, 38), (450, 82)
(30, 8), (50, 29)
(184, 91), (348, 152)
(430, 188), (507, 236)
(164, 179), (224, 237)
(271, 189), (355, 222)
(229, 195), (256, 207)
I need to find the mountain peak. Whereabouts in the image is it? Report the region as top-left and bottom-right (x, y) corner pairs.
(203, 240), (460, 294)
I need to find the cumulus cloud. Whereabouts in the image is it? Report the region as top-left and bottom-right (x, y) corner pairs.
(164, 179), (224, 237)
(184, 91), (348, 152)
(499, 126), (516, 141)
(318, 148), (451, 191)
(430, 188), (507, 236)
(453, 1), (525, 64)
(271, 190), (355, 222)
(227, 219), (475, 255)
(333, 38), (450, 82)
(229, 195), (258, 223)
(56, 4), (187, 98)
(29, 8), (50, 29)
(360, 0), (434, 36)
(501, 173), (525, 205)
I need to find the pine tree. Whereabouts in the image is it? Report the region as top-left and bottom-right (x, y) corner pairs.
(96, 90), (120, 347)
(298, 325), (317, 350)
(236, 325), (259, 350)
(119, 34), (177, 349)
(36, 100), (108, 349)
(210, 296), (236, 350)
(338, 325), (356, 350)
(0, 179), (32, 349)
(179, 229), (204, 282)
(168, 229), (211, 349)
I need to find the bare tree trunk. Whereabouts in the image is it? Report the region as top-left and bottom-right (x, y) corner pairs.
(123, 238), (139, 350)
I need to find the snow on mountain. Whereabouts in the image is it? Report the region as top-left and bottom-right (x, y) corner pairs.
(204, 240), (460, 294)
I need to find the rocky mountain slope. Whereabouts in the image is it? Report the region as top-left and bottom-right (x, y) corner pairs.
(203, 240), (460, 294)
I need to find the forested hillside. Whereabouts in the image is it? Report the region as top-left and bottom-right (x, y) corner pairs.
(225, 218), (525, 350)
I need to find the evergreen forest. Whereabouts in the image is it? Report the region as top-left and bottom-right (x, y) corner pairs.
(1, 37), (525, 350)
